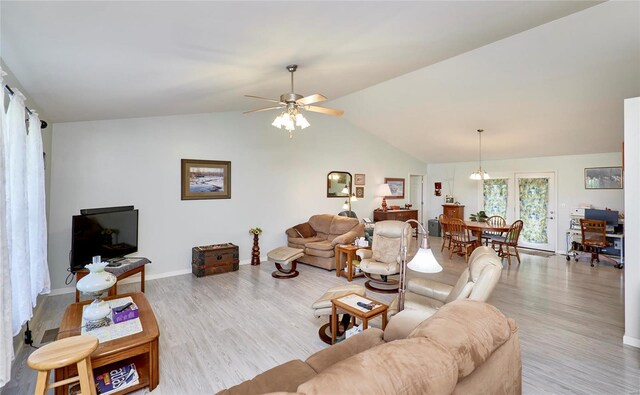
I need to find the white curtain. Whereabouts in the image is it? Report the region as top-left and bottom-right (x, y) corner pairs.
(5, 89), (32, 336)
(27, 112), (50, 302)
(0, 70), (13, 388)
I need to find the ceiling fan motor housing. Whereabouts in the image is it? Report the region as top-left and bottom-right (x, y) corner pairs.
(280, 93), (303, 104)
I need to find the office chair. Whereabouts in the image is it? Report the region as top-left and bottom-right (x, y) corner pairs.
(575, 219), (618, 267)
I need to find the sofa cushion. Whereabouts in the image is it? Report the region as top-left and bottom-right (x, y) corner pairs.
(288, 236), (324, 246)
(305, 240), (334, 251)
(408, 300), (512, 380)
(329, 216), (359, 235)
(297, 337), (458, 395)
(308, 214), (335, 234)
(304, 247), (334, 258)
(217, 360), (317, 395)
(294, 222), (317, 238)
(305, 328), (385, 373)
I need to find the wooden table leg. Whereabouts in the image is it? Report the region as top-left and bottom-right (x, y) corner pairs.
(382, 310), (388, 330)
(346, 250), (355, 281)
(362, 318), (368, 330)
(331, 304), (337, 344)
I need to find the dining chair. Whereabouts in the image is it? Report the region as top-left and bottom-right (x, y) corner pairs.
(575, 219), (617, 267)
(491, 220), (524, 265)
(448, 218), (478, 263)
(438, 214), (452, 253)
(482, 215), (507, 246)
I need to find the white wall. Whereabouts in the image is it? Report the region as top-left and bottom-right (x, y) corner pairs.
(48, 111), (426, 291)
(426, 152), (623, 252)
(624, 97), (639, 348)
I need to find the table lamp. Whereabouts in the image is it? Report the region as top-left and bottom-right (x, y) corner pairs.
(76, 256), (117, 330)
(398, 219), (443, 311)
(375, 183), (392, 212)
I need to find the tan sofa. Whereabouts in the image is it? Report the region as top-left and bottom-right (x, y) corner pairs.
(286, 214), (365, 270)
(217, 300), (522, 395)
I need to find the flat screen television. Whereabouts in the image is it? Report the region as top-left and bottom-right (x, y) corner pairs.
(70, 207), (139, 272)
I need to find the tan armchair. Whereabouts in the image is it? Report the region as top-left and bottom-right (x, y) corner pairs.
(357, 220), (411, 293)
(390, 246), (502, 315)
(286, 214), (365, 270)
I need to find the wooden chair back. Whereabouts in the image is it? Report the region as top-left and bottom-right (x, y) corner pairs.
(438, 214), (450, 233)
(580, 219), (607, 246)
(486, 215), (506, 229)
(503, 220), (524, 246)
(449, 218), (472, 242)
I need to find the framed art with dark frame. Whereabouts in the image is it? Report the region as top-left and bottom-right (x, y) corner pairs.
(384, 177), (405, 199)
(355, 186), (364, 198)
(584, 166), (623, 189)
(181, 159), (231, 200)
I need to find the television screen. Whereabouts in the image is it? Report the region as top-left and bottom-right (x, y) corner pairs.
(585, 209), (618, 227)
(71, 208), (138, 272)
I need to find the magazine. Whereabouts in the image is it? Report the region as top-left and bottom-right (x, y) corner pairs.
(95, 362), (139, 395)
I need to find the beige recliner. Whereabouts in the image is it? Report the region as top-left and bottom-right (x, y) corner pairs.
(389, 246), (503, 315)
(357, 220), (412, 293)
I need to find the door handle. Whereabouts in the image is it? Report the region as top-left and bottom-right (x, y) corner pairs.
(548, 217), (554, 220)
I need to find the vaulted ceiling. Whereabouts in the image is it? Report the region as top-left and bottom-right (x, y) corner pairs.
(2, 1), (638, 162)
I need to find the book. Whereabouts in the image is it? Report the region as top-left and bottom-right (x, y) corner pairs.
(95, 362), (139, 395)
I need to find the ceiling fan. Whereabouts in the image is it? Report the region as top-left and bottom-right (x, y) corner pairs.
(244, 65), (344, 138)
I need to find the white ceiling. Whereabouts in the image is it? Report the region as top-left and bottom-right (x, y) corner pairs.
(2, 1), (638, 162)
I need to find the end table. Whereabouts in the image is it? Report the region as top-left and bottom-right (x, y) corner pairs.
(335, 245), (370, 282)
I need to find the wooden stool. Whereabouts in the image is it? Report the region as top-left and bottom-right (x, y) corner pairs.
(27, 335), (98, 395)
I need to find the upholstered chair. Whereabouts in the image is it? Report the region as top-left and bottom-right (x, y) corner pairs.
(388, 246), (502, 316)
(357, 220), (412, 293)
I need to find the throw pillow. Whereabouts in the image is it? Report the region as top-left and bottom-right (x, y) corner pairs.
(294, 223), (317, 238)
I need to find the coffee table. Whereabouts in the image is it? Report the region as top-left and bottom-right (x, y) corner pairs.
(331, 292), (388, 344)
(55, 292), (159, 395)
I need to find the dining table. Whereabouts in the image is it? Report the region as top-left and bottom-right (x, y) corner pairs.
(464, 221), (510, 248)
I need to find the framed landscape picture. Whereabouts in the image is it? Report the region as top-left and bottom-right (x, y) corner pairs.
(354, 173), (366, 185)
(384, 177), (405, 199)
(584, 167), (623, 189)
(181, 159), (231, 200)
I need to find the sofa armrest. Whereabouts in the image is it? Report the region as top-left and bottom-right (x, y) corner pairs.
(286, 227), (301, 238)
(407, 278), (453, 303)
(305, 328), (385, 373)
(356, 249), (373, 260)
(330, 230), (360, 246)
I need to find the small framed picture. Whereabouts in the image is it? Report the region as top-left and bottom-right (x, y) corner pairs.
(181, 159), (231, 200)
(355, 186), (364, 198)
(584, 167), (623, 189)
(354, 174), (366, 185)
(384, 178), (405, 199)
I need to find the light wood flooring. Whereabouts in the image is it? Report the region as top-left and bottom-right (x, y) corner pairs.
(2, 238), (639, 394)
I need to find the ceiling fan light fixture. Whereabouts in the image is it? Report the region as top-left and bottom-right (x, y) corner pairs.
(295, 113), (310, 129)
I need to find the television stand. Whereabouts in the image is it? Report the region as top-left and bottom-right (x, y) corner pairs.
(75, 257), (150, 302)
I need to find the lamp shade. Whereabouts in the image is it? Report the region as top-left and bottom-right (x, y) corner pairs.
(407, 248), (443, 274)
(375, 183), (392, 197)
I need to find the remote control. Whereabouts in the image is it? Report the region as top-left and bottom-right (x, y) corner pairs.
(357, 301), (374, 310)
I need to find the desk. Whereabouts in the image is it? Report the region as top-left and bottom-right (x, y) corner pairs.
(566, 229), (624, 266)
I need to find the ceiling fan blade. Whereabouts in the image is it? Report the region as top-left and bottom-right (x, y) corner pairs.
(244, 95), (283, 104)
(243, 106), (284, 114)
(296, 94), (327, 105)
(305, 105), (344, 116)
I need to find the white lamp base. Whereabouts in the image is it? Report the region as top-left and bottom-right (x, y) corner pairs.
(83, 298), (112, 331)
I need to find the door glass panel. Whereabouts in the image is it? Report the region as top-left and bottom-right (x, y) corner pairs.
(518, 177), (549, 244)
(483, 179), (508, 218)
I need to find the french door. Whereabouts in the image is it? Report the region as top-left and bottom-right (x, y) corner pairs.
(481, 172), (556, 252)
(514, 172), (556, 251)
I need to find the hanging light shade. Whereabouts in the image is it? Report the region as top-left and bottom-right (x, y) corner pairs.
(470, 129), (490, 180)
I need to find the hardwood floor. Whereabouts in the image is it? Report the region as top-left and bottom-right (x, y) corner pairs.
(2, 238), (638, 394)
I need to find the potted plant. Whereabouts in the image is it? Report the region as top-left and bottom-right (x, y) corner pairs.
(469, 211), (488, 222)
(249, 227), (263, 265)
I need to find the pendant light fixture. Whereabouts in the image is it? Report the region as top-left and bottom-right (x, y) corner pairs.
(470, 129), (490, 180)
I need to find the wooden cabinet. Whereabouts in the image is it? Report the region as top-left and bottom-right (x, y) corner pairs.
(373, 209), (419, 229)
(443, 204), (465, 220)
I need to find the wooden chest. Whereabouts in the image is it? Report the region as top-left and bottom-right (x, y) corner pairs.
(192, 243), (239, 277)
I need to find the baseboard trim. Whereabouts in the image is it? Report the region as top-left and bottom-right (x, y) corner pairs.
(623, 335), (640, 348)
(49, 257), (266, 295)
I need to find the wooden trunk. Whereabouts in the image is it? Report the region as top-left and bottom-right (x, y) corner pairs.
(192, 243), (239, 277)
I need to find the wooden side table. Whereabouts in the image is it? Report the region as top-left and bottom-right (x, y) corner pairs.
(56, 292), (159, 395)
(331, 292), (388, 344)
(75, 257), (149, 302)
(335, 245), (370, 282)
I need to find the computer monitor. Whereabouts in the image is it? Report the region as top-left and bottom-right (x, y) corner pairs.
(584, 209), (618, 227)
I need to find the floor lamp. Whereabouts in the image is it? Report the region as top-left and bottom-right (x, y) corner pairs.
(398, 219), (443, 311)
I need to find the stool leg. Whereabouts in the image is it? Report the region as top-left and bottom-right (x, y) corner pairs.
(76, 357), (96, 395)
(141, 267), (145, 293)
(34, 370), (49, 395)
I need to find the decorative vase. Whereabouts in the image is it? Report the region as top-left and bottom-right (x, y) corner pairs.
(251, 234), (261, 265)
